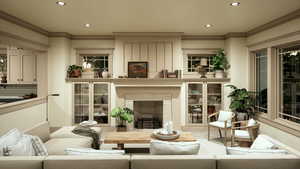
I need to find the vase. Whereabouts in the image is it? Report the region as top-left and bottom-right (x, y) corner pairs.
(102, 69), (109, 78)
(215, 70), (224, 78)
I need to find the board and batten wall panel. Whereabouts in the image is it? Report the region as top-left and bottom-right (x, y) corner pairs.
(123, 41), (174, 78)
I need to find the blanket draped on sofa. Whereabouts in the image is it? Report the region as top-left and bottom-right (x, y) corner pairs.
(72, 126), (100, 149)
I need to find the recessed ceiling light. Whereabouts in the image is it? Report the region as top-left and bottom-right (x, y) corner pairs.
(204, 24), (212, 28)
(56, 1), (66, 6)
(230, 2), (240, 6)
(85, 23), (91, 28)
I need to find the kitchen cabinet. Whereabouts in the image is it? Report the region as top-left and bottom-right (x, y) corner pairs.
(186, 82), (223, 125)
(7, 49), (37, 84)
(73, 82), (110, 126)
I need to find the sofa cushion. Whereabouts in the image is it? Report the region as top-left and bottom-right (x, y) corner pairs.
(8, 135), (35, 156)
(250, 135), (278, 150)
(65, 148), (125, 155)
(44, 155), (130, 169)
(150, 140), (200, 155)
(45, 138), (92, 155)
(216, 154), (300, 169)
(0, 156), (45, 169)
(50, 126), (101, 139)
(248, 149), (288, 155)
(24, 122), (50, 143)
(0, 128), (23, 156)
(226, 147), (250, 155)
(234, 130), (250, 139)
(131, 155), (216, 169)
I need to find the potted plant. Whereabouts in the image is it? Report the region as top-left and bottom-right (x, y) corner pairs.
(111, 107), (134, 132)
(211, 49), (230, 78)
(67, 65), (83, 78)
(227, 85), (255, 120)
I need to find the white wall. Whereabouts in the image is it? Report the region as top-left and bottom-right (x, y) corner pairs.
(0, 103), (46, 135)
(48, 37), (72, 127)
(224, 37), (248, 110)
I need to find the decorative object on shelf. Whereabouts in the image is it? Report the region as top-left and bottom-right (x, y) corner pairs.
(195, 65), (206, 78)
(0, 55), (7, 83)
(167, 72), (177, 78)
(67, 65), (83, 78)
(212, 49), (230, 78)
(152, 130), (180, 141)
(160, 69), (168, 78)
(82, 69), (95, 79)
(128, 62), (148, 78)
(111, 107), (134, 132)
(174, 69), (182, 79)
(227, 85), (255, 120)
(102, 68), (109, 78)
(206, 71), (215, 78)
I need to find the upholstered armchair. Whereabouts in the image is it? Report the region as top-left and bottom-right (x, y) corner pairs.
(231, 120), (260, 147)
(207, 110), (235, 146)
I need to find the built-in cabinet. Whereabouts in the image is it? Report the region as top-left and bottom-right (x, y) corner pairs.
(8, 49), (37, 84)
(186, 82), (223, 125)
(73, 82), (110, 125)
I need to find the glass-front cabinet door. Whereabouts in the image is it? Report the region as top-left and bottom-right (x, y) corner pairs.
(207, 83), (222, 116)
(93, 83), (109, 124)
(74, 83), (90, 124)
(73, 82), (110, 125)
(187, 83), (204, 124)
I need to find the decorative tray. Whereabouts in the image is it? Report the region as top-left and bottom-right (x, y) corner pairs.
(152, 130), (180, 141)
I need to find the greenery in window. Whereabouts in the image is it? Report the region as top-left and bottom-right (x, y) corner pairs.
(211, 49), (230, 71)
(0, 55), (7, 73)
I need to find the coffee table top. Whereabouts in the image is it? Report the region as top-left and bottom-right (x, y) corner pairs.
(104, 131), (196, 144)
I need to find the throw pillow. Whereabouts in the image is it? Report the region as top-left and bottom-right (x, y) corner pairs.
(31, 136), (48, 156)
(226, 147), (250, 155)
(65, 148), (125, 155)
(218, 111), (233, 122)
(150, 140), (200, 155)
(247, 119), (256, 127)
(0, 128), (23, 156)
(250, 135), (278, 150)
(7, 135), (35, 156)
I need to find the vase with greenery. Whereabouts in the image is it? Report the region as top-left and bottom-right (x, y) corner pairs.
(227, 85), (255, 120)
(67, 65), (83, 78)
(111, 107), (134, 131)
(211, 49), (230, 78)
(0, 55), (7, 83)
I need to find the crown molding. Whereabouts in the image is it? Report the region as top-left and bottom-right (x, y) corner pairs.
(224, 32), (247, 39)
(113, 32), (184, 37)
(71, 35), (115, 40)
(0, 10), (49, 36)
(48, 32), (72, 39)
(247, 8), (300, 36)
(182, 35), (225, 40)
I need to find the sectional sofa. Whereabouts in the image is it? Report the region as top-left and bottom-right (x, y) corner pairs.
(0, 122), (299, 169)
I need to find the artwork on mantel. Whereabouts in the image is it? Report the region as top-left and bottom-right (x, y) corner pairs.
(128, 62), (148, 78)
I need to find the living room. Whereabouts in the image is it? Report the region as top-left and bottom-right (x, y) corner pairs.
(0, 0), (300, 169)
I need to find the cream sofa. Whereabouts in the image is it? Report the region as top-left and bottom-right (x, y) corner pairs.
(24, 121), (101, 155)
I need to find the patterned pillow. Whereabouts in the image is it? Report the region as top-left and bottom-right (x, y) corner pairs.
(31, 136), (48, 156)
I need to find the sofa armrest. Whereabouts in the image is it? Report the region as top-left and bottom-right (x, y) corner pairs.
(0, 156), (45, 169)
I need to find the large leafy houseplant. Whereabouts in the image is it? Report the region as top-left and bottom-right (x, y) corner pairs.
(111, 107), (134, 131)
(211, 49), (230, 71)
(227, 85), (255, 119)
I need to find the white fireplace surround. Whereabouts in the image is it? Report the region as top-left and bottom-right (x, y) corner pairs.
(125, 94), (172, 129)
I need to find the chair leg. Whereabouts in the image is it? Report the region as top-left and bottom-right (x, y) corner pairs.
(208, 125), (210, 140)
(218, 129), (222, 138)
(224, 129), (227, 147)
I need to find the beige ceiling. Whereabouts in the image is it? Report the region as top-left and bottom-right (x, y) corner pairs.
(0, 0), (299, 35)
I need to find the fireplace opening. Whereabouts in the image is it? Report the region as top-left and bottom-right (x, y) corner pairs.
(133, 101), (163, 129)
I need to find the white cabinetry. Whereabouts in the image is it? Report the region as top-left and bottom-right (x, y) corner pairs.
(73, 82), (110, 126)
(8, 49), (37, 84)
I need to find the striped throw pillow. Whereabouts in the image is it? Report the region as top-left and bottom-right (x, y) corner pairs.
(31, 136), (48, 156)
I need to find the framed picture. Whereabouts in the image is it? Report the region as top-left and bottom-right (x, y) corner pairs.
(128, 62), (148, 78)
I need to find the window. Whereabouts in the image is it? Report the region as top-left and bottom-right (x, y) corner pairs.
(255, 50), (268, 113)
(187, 55), (213, 72)
(279, 45), (300, 124)
(81, 55), (109, 72)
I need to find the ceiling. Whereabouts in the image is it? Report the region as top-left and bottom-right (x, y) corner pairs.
(0, 0), (299, 35)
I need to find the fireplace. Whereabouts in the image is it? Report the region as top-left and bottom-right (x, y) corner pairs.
(133, 101), (163, 129)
